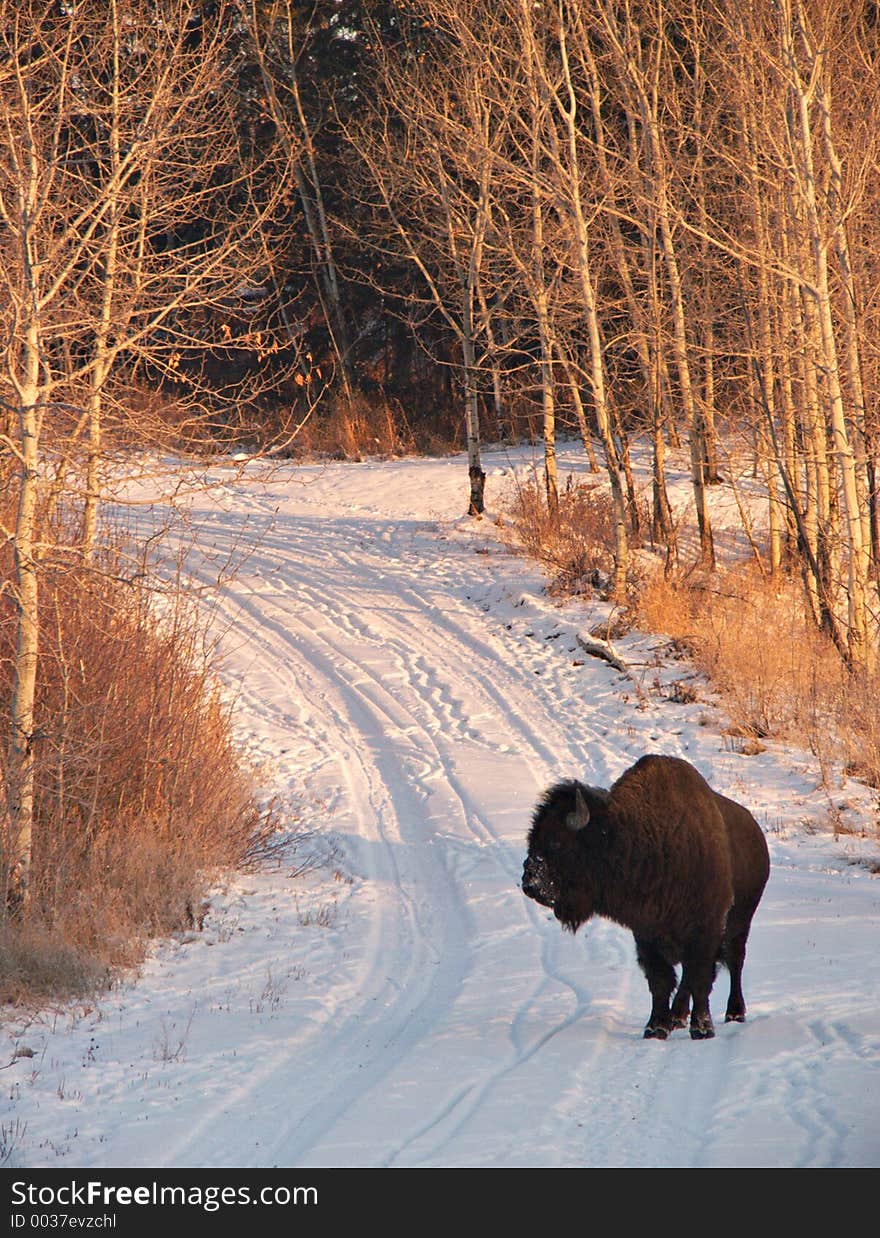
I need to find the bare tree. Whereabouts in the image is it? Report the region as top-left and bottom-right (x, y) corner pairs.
(347, 4), (519, 515)
(523, 2), (630, 592)
(709, 0), (877, 667)
(0, 0), (293, 906)
(595, 0), (716, 568)
(239, 0), (355, 399)
(347, 0), (878, 665)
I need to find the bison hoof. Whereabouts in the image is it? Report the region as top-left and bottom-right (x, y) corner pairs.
(689, 1023), (715, 1040)
(643, 1024), (669, 1040)
(725, 1012), (746, 1023)
(670, 1012), (689, 1029)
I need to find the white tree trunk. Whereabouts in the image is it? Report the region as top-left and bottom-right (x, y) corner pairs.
(783, 0), (870, 668)
(7, 349), (40, 908)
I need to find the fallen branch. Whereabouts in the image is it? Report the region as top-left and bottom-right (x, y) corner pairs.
(576, 632), (629, 674)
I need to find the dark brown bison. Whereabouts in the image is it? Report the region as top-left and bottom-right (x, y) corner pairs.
(521, 754), (770, 1040)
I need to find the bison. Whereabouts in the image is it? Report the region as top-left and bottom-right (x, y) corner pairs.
(521, 754), (770, 1040)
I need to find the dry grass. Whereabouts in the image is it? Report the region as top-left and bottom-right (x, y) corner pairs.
(635, 563), (880, 792)
(503, 474), (620, 595)
(504, 475), (880, 809)
(0, 538), (275, 1006)
(290, 389), (465, 460)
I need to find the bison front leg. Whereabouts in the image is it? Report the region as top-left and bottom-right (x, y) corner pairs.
(681, 945), (720, 1040)
(635, 938), (677, 1040)
(670, 980), (690, 1029)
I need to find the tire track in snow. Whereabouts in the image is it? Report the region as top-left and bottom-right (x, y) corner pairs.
(149, 557), (508, 1162)
(158, 504), (646, 1166)
(149, 579), (472, 1165)
(262, 528), (784, 1167)
(228, 517), (591, 780)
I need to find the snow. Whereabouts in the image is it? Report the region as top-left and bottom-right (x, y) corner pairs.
(3, 443), (879, 1169)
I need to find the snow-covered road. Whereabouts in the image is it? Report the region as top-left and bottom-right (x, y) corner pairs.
(4, 447), (880, 1168)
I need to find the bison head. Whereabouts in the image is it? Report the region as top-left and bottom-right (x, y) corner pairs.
(521, 780), (605, 932)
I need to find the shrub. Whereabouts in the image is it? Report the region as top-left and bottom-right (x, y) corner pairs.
(291, 390), (421, 459)
(0, 538), (275, 1004)
(634, 563), (880, 795)
(503, 474), (618, 595)
(504, 472), (880, 816)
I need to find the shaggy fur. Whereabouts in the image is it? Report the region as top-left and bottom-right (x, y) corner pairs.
(521, 755), (770, 1040)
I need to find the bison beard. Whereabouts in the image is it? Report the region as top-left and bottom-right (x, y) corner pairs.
(521, 755), (770, 1041)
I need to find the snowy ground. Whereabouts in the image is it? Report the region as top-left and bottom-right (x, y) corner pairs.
(3, 443), (879, 1169)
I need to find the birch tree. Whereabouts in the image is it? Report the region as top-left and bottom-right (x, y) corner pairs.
(595, 0), (716, 568)
(524, 2), (630, 592)
(348, 4), (515, 514)
(239, 0), (356, 399)
(0, 0), (292, 907)
(782, 0), (872, 670)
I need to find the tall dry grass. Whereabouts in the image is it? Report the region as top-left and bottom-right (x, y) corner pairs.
(636, 564), (880, 793)
(504, 475), (880, 809)
(288, 389), (467, 460)
(288, 390), (416, 459)
(0, 538), (275, 1005)
(503, 473), (623, 595)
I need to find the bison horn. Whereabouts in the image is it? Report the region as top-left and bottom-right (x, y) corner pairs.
(567, 787), (591, 831)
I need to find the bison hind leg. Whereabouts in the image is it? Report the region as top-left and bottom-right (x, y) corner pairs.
(722, 923), (753, 1023)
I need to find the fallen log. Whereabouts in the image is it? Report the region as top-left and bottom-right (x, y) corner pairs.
(575, 632), (629, 674)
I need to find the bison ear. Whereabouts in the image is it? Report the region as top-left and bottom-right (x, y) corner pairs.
(566, 787), (591, 831)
